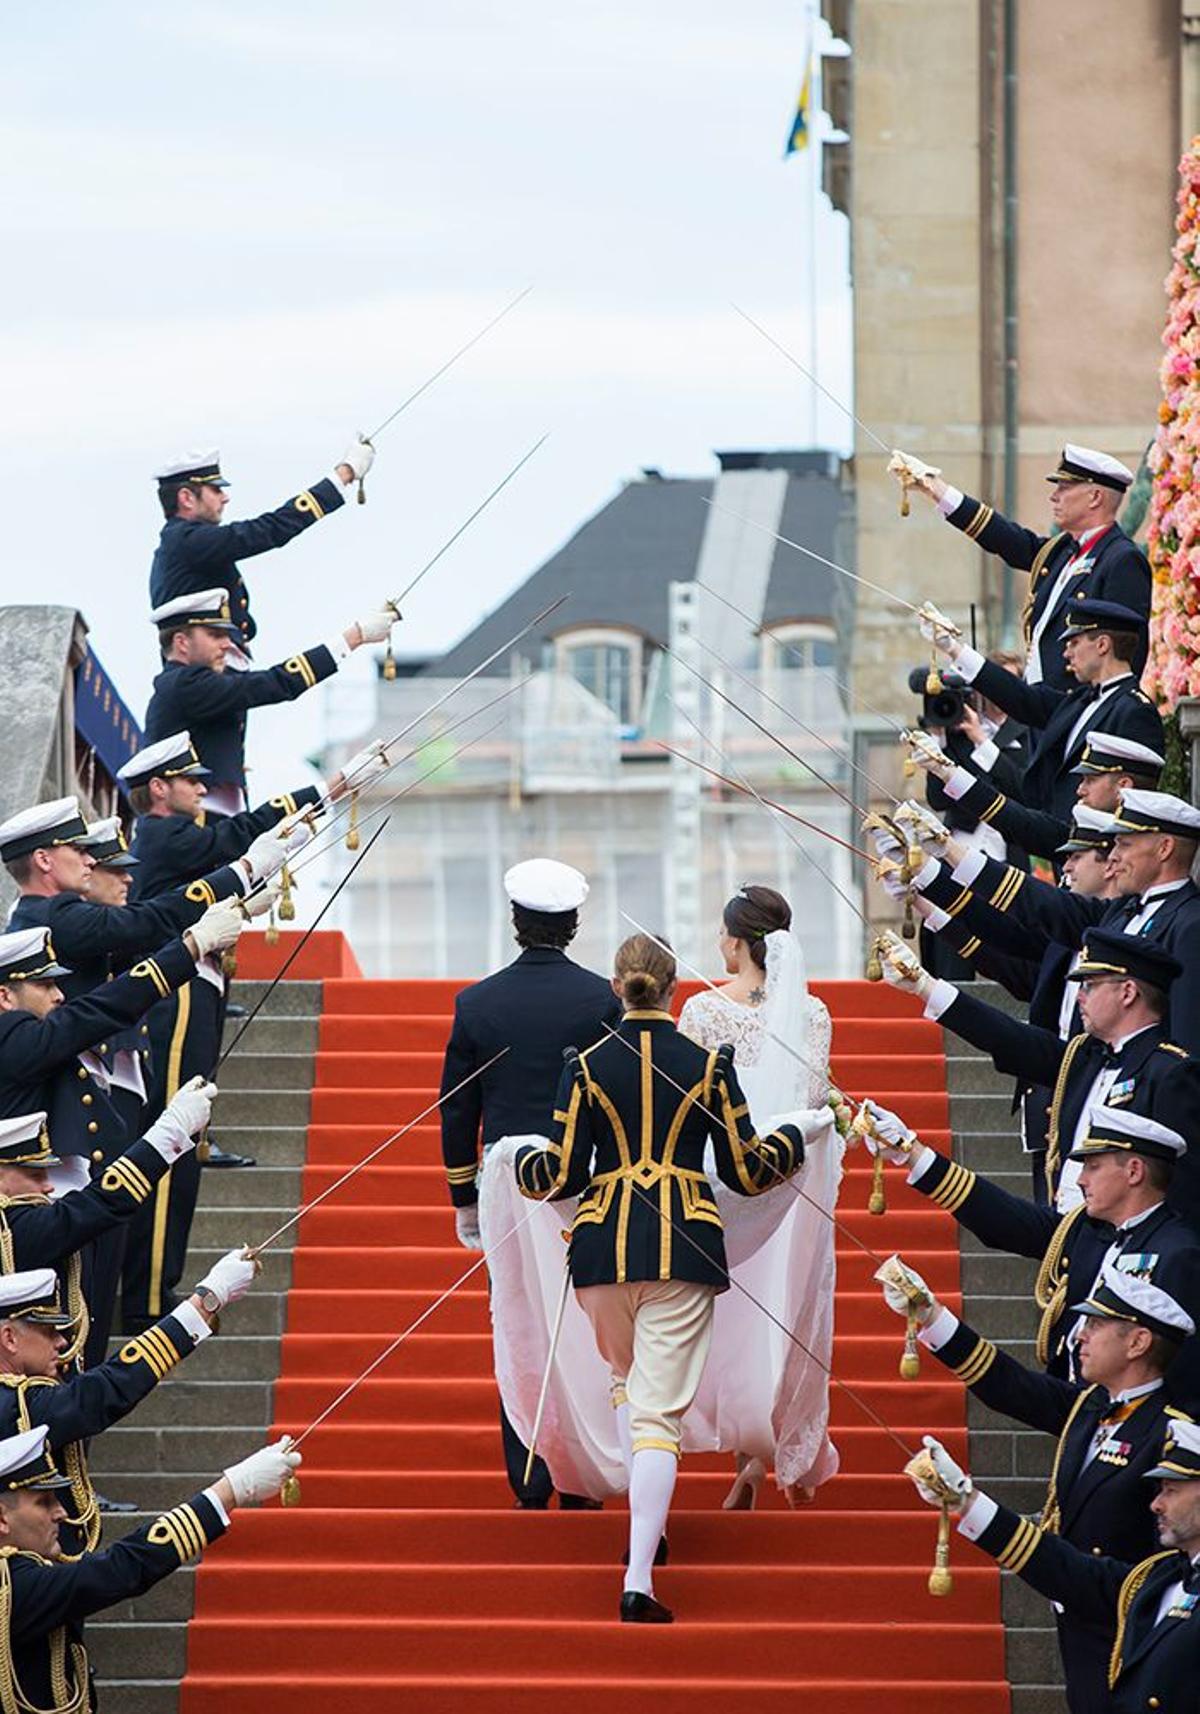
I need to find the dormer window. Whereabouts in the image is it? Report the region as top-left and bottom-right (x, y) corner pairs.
(556, 627), (644, 727)
(760, 622), (837, 673)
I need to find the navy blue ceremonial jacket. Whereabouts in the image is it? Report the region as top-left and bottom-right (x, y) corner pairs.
(150, 476), (344, 648)
(143, 644), (339, 793)
(945, 498), (1150, 688)
(130, 789), (319, 900)
(439, 947), (621, 1208)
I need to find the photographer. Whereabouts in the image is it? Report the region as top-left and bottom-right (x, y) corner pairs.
(920, 597), (1163, 830)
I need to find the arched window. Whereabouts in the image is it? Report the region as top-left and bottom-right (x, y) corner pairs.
(760, 622), (838, 674)
(555, 628), (644, 727)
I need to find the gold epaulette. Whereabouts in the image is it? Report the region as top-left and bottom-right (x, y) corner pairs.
(925, 1158), (977, 1214)
(1109, 1552), (1178, 1688)
(1158, 1042), (1189, 1059)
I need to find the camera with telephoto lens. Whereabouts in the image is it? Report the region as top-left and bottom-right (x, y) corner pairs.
(907, 666), (976, 731)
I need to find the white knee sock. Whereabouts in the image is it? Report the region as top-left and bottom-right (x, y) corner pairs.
(615, 1402), (633, 1477)
(623, 1447), (677, 1596)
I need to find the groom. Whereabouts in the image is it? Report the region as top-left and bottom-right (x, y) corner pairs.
(439, 857), (621, 1508)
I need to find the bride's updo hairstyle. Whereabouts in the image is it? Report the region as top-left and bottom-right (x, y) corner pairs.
(613, 932), (676, 1011)
(722, 885), (792, 972)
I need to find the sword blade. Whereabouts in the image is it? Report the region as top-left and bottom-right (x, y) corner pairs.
(730, 301), (892, 455)
(703, 496), (926, 618)
(366, 286), (534, 441)
(390, 434), (549, 610)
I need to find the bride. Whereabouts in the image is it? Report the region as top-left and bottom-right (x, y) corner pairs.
(478, 886), (844, 1507)
(677, 884), (842, 1508)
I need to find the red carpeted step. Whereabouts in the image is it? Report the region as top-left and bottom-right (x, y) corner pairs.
(181, 1677), (1010, 1714)
(183, 1617), (1006, 1677)
(191, 1559), (998, 1619)
(306, 1086), (951, 1127)
(178, 972), (1009, 1713)
(286, 1245), (968, 1294)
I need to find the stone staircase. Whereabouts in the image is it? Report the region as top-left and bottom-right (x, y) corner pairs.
(943, 983), (1062, 1714)
(90, 979), (322, 1714)
(86, 974), (1062, 1712)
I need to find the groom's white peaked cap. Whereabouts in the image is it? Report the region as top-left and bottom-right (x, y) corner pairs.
(504, 858), (589, 913)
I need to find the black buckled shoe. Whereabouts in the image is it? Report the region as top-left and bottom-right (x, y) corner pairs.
(620, 1591), (673, 1624)
(95, 1492), (138, 1514)
(203, 1142), (256, 1168)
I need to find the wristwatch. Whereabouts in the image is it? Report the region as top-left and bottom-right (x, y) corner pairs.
(194, 1286), (222, 1316)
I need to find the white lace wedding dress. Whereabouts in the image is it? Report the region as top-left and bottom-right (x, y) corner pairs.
(478, 929), (844, 1500)
(676, 940), (842, 1496)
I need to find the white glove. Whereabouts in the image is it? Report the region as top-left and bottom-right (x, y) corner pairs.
(888, 449), (942, 488)
(875, 1254), (936, 1322)
(243, 821), (307, 884)
(242, 876), (284, 920)
(860, 1098), (918, 1163)
(223, 1437), (301, 1507)
(354, 608), (398, 646)
(340, 438), (375, 481)
(895, 800), (949, 851)
(188, 896), (245, 958)
(910, 1435), (972, 1512)
(874, 857), (910, 902)
(341, 738), (391, 788)
(917, 601), (962, 652)
(904, 730), (954, 781)
(863, 816), (904, 860)
(195, 1247), (260, 1309)
(877, 930), (933, 999)
(455, 1207), (482, 1250)
(143, 1077), (216, 1163)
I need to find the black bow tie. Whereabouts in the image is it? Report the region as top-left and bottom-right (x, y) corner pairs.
(1184, 1562), (1200, 1595)
(1099, 1044), (1122, 1069)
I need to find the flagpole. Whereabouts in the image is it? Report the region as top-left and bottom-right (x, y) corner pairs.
(807, 2), (820, 448)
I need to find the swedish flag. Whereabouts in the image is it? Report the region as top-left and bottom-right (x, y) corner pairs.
(784, 61), (812, 156)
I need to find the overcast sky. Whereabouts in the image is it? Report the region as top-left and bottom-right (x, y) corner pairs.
(0, 1), (850, 789)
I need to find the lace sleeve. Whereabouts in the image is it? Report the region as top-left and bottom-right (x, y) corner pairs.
(806, 997), (833, 1107)
(678, 991), (724, 1049)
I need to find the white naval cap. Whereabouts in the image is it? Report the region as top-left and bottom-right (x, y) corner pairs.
(0, 797), (88, 865)
(1072, 732), (1165, 778)
(504, 858), (589, 914)
(1113, 788), (1200, 842)
(75, 817), (138, 868)
(1047, 444), (1134, 491)
(0, 1424), (72, 1493)
(0, 1269), (73, 1326)
(1056, 804), (1119, 854)
(152, 450), (229, 487)
(1069, 1104), (1188, 1164)
(0, 1112), (58, 1169)
(117, 733), (210, 789)
(1147, 1418), (1200, 1480)
(149, 588), (239, 631)
(1070, 1258), (1196, 1343)
(0, 928), (70, 985)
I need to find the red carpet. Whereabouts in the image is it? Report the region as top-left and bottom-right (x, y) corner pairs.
(178, 969), (1010, 1713)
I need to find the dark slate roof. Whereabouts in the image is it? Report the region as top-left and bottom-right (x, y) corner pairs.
(425, 456), (849, 677)
(762, 469), (850, 628)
